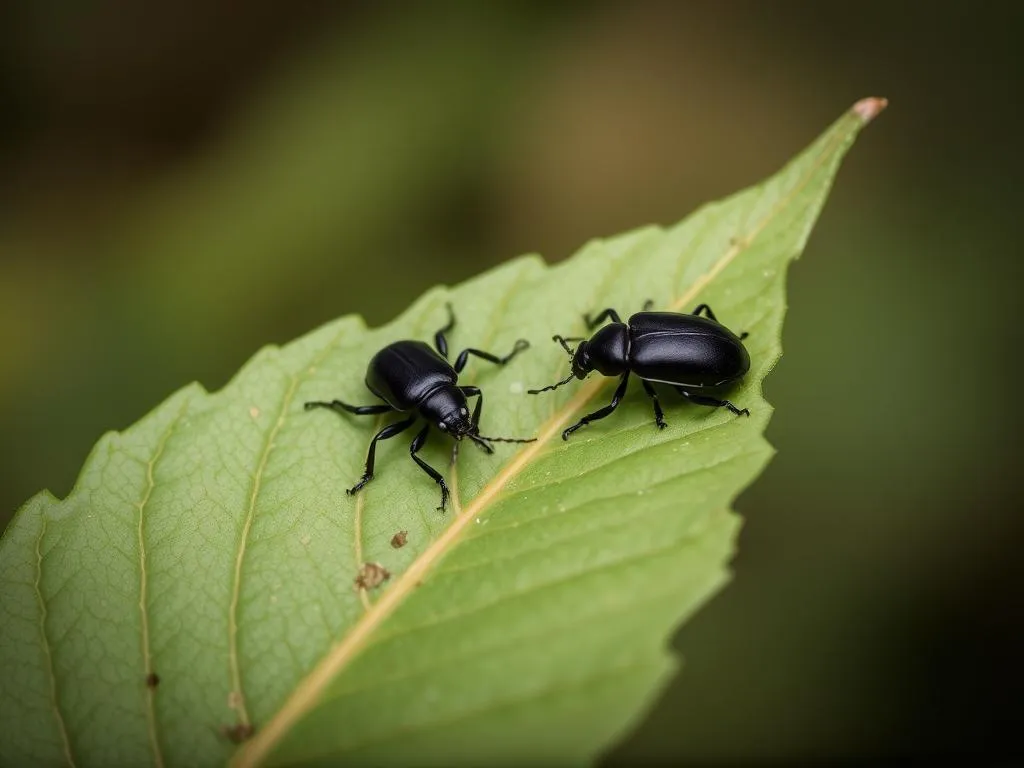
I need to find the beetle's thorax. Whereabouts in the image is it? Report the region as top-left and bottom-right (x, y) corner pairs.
(419, 384), (472, 438)
(578, 323), (629, 377)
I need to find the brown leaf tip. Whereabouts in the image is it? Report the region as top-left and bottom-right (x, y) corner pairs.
(853, 97), (888, 124)
(390, 530), (408, 549)
(354, 562), (391, 591)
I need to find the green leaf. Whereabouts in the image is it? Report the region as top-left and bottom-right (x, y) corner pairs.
(0, 98), (885, 768)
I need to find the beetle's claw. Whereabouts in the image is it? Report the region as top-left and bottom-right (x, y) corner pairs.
(436, 487), (450, 512)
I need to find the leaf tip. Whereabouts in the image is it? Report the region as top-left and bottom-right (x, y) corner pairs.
(852, 96), (888, 124)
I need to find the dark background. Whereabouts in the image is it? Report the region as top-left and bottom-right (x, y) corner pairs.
(2, 1), (1021, 762)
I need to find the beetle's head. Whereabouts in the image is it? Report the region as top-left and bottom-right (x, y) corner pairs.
(422, 387), (473, 439)
(570, 342), (593, 379)
(438, 406), (473, 439)
(526, 334), (592, 396)
(423, 384), (537, 452)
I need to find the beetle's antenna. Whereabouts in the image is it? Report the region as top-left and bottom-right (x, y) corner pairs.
(475, 433), (538, 444)
(527, 372), (575, 395)
(465, 433), (495, 454)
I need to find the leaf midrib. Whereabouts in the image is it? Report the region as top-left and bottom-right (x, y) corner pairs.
(233, 102), (874, 767)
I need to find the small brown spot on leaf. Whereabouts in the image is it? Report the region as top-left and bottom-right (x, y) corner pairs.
(145, 672), (160, 688)
(354, 562), (390, 591)
(390, 530), (408, 549)
(220, 723), (255, 744)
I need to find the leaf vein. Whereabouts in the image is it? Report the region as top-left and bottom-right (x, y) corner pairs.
(227, 327), (353, 727)
(499, 407), (750, 504)
(319, 573), (693, 705)
(136, 396), (191, 768)
(364, 517), (719, 652)
(457, 448), (760, 549)
(34, 518), (76, 768)
(352, 300), (451, 611)
(446, 267), (531, 512)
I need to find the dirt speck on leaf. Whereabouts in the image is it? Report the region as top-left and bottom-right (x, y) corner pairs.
(354, 562), (391, 591)
(390, 530), (408, 549)
(145, 673), (160, 689)
(220, 723), (255, 744)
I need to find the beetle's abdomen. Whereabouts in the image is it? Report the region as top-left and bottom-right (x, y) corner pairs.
(365, 341), (458, 410)
(629, 313), (750, 388)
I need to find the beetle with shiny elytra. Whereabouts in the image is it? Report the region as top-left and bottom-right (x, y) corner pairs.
(305, 304), (536, 511)
(529, 301), (751, 440)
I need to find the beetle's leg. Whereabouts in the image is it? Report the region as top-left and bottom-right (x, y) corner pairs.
(434, 302), (457, 359)
(675, 387), (750, 418)
(304, 399), (392, 416)
(461, 386), (485, 431)
(641, 299), (655, 311)
(458, 385), (493, 455)
(583, 308), (623, 329)
(691, 303), (749, 339)
(408, 424), (451, 511)
(347, 415), (417, 496)
(562, 372), (631, 440)
(640, 380), (668, 430)
(453, 339), (529, 374)
(691, 304), (719, 322)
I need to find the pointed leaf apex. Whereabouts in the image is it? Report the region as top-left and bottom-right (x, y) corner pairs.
(853, 96), (889, 124)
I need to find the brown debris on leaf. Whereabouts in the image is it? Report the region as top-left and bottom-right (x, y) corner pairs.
(145, 672), (160, 689)
(390, 530), (408, 549)
(354, 562), (391, 591)
(220, 722), (255, 744)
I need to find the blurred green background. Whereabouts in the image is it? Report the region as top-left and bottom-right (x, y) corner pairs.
(2, 0), (1020, 761)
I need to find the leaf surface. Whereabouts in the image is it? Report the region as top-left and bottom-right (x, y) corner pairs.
(0, 98), (885, 768)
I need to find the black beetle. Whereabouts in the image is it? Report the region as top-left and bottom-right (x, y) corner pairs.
(528, 301), (751, 440)
(305, 304), (535, 510)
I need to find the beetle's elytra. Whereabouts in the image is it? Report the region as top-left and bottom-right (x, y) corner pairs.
(305, 304), (535, 511)
(529, 301), (751, 440)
